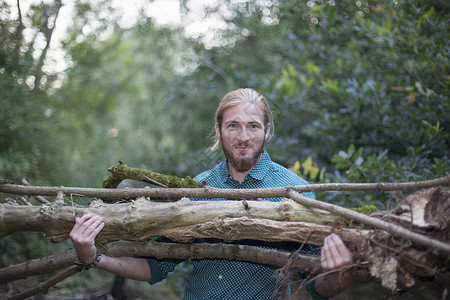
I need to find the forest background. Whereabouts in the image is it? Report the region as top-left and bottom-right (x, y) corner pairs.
(0, 0), (449, 299)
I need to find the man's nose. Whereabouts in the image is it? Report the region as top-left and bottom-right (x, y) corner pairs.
(237, 127), (250, 141)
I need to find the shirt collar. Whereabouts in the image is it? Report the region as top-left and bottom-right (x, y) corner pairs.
(248, 150), (271, 181)
(220, 150), (271, 183)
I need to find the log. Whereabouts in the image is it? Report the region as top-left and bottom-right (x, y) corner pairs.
(0, 241), (322, 284)
(0, 198), (336, 243)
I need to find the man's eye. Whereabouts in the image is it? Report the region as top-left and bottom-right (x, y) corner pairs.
(229, 124), (238, 128)
(250, 124), (259, 129)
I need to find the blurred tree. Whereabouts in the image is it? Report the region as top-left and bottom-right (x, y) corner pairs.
(0, 0), (62, 184)
(257, 0), (449, 208)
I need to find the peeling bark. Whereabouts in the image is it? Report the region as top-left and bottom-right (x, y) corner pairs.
(0, 198), (336, 243)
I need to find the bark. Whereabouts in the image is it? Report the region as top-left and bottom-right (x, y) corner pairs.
(0, 198), (336, 243)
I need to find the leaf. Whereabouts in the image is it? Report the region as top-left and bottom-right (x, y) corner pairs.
(355, 156), (364, 167)
(331, 154), (345, 163)
(406, 92), (416, 104)
(309, 166), (319, 179)
(339, 151), (348, 159)
(301, 156), (313, 170)
(434, 159), (445, 175)
(306, 62), (320, 74)
(289, 160), (301, 173)
(415, 81), (426, 95)
(347, 144), (355, 158)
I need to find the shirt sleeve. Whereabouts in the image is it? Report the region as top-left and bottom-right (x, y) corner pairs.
(146, 237), (184, 284)
(146, 257), (183, 284)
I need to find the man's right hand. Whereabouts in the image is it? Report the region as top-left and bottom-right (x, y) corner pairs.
(69, 214), (104, 263)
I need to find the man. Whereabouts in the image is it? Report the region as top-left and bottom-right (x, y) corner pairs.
(71, 88), (353, 299)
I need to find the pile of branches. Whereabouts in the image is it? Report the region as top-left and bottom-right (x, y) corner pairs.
(0, 166), (449, 299)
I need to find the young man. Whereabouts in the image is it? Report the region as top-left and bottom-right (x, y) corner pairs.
(71, 88), (353, 299)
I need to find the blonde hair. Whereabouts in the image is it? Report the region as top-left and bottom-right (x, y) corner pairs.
(211, 88), (274, 151)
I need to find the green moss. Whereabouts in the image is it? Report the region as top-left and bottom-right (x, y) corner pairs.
(350, 204), (378, 215)
(102, 162), (205, 189)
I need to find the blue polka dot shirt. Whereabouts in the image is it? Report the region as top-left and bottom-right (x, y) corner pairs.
(147, 151), (327, 299)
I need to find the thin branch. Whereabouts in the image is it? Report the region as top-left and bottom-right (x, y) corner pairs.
(288, 190), (450, 254)
(33, 0), (63, 88)
(13, 0), (24, 59)
(0, 250), (79, 284)
(0, 175), (448, 200)
(142, 175), (168, 188)
(21, 178), (50, 204)
(6, 266), (80, 300)
(18, 197), (32, 206)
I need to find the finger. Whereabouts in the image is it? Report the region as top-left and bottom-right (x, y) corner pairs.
(329, 234), (353, 263)
(320, 246), (328, 270)
(89, 221), (105, 239)
(76, 213), (94, 224)
(79, 216), (103, 237)
(71, 215), (102, 240)
(72, 213), (92, 231)
(322, 236), (336, 271)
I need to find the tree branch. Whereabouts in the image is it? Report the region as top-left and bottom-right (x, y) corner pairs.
(13, 0), (24, 60)
(103, 162), (204, 188)
(33, 0), (63, 89)
(6, 266), (80, 300)
(288, 190), (450, 254)
(0, 175), (448, 200)
(0, 241), (322, 285)
(20, 178), (50, 204)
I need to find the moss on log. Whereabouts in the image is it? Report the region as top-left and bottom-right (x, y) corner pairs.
(102, 162), (204, 189)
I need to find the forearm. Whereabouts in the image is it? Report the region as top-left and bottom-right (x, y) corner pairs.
(313, 270), (352, 298)
(95, 255), (151, 282)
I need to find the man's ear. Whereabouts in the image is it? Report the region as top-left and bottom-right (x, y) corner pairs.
(215, 122), (221, 137)
(264, 123), (270, 140)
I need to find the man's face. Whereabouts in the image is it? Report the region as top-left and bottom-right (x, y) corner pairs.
(216, 102), (269, 173)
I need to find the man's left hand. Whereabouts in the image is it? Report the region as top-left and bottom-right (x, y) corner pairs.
(315, 233), (353, 297)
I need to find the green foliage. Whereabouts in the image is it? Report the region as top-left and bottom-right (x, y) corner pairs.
(259, 0), (449, 209)
(1, 0), (448, 298)
(289, 157), (326, 182)
(350, 204), (378, 215)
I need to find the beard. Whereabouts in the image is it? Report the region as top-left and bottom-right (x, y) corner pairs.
(220, 136), (265, 173)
